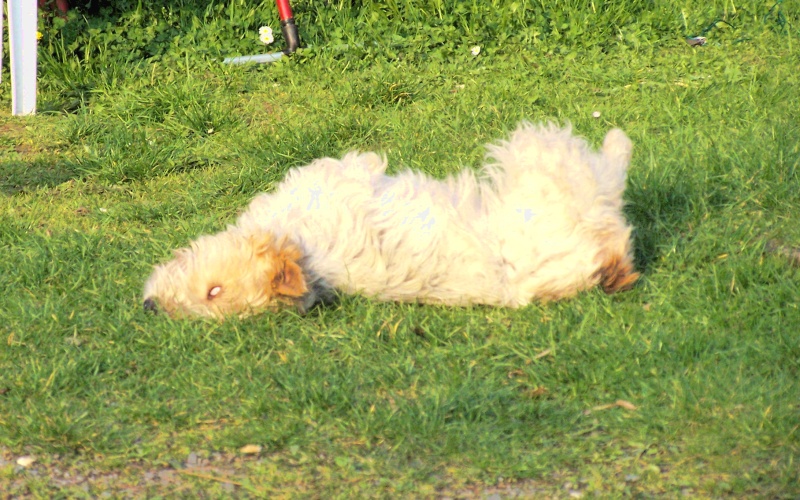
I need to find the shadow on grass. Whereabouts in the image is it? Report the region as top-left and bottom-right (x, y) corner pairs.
(624, 176), (701, 274)
(0, 158), (83, 195)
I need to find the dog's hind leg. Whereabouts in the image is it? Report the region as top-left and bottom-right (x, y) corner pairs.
(594, 251), (639, 293)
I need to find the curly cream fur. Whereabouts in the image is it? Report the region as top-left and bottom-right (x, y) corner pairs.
(143, 122), (638, 318)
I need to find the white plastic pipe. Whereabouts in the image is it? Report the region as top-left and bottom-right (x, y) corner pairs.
(8, 0), (38, 115)
(222, 52), (284, 65)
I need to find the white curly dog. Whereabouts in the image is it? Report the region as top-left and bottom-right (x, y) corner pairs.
(143, 122), (639, 318)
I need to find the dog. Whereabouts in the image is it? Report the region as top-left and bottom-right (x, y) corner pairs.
(143, 122), (639, 318)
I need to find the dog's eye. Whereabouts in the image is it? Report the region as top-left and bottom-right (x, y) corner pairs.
(207, 286), (222, 300)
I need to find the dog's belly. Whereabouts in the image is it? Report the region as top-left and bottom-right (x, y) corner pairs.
(328, 230), (510, 306)
(307, 179), (512, 306)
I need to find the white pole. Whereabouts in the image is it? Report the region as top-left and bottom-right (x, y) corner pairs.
(9, 0), (38, 115)
(1, 1), (4, 84)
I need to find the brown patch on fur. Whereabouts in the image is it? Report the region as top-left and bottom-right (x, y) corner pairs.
(595, 254), (639, 294)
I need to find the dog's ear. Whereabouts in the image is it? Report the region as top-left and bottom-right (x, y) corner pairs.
(272, 256), (307, 298)
(248, 232), (308, 298)
(272, 239), (307, 297)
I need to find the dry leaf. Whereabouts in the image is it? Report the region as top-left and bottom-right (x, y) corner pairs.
(533, 348), (552, 360)
(584, 400), (638, 414)
(526, 386), (548, 398)
(16, 456), (36, 467)
(585, 403), (616, 415)
(507, 369), (525, 379)
(239, 444), (262, 455)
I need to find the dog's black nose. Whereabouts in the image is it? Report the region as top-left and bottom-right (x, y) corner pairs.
(143, 298), (158, 313)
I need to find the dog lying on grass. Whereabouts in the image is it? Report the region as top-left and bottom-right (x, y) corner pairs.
(143, 122), (639, 318)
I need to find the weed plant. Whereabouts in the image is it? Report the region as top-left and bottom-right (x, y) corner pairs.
(1, 0), (799, 496)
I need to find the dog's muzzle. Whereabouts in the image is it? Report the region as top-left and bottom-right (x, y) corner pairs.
(143, 298), (159, 314)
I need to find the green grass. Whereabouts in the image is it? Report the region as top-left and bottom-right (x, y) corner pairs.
(1, 0), (799, 496)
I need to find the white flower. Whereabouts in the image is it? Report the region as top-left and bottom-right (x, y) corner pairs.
(592, 111), (601, 118)
(259, 26), (274, 45)
(470, 45), (481, 56)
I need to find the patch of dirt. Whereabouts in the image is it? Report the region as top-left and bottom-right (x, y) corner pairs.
(0, 122), (28, 136)
(0, 118), (65, 158)
(765, 239), (800, 267)
(0, 449), (247, 497)
(0, 447), (585, 498)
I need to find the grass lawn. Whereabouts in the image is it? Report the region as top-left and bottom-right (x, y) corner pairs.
(1, 0), (799, 496)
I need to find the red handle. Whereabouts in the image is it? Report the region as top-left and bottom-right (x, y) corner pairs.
(276, 0), (293, 21)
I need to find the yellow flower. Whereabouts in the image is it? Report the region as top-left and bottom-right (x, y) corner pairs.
(36, 31), (44, 41)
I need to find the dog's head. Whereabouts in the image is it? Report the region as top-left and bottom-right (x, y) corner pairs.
(143, 230), (311, 318)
